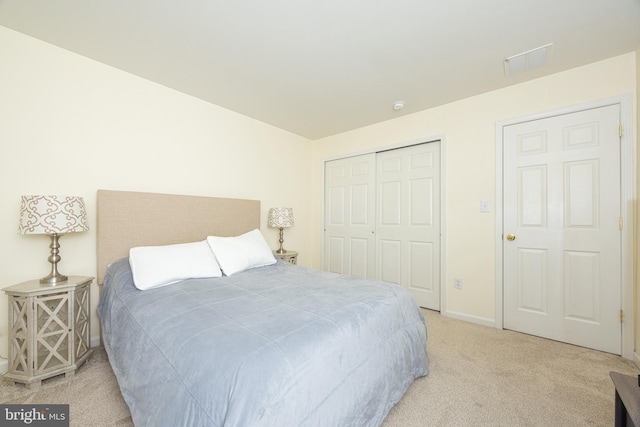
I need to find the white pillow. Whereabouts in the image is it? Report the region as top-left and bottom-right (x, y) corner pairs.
(206, 229), (276, 276)
(129, 240), (222, 290)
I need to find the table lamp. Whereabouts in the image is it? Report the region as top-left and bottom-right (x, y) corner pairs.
(268, 207), (294, 254)
(18, 195), (88, 285)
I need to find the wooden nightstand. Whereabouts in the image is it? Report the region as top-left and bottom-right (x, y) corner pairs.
(273, 250), (298, 265)
(3, 276), (93, 389)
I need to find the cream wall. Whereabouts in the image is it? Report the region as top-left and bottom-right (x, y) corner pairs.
(0, 26), (313, 359)
(311, 53), (637, 326)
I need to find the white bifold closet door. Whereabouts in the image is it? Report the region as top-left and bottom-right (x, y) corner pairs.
(324, 153), (377, 280)
(324, 142), (440, 310)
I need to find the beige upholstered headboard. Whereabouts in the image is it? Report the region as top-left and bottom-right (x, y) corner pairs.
(96, 189), (260, 285)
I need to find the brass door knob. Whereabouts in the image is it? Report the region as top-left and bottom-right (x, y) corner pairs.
(506, 233), (516, 241)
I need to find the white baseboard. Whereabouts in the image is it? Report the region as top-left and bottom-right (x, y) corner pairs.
(441, 310), (497, 329)
(91, 335), (101, 348)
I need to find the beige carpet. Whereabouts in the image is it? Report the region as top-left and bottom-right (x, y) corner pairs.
(1, 309), (637, 426)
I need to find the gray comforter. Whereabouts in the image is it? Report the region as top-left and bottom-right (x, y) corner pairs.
(98, 258), (428, 427)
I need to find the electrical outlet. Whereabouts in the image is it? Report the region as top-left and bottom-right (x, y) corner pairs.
(453, 277), (463, 289)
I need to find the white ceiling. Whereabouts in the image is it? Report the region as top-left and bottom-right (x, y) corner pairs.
(1, 0), (639, 139)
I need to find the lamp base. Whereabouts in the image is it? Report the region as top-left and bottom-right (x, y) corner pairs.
(276, 227), (288, 254)
(40, 233), (68, 285)
(40, 273), (69, 285)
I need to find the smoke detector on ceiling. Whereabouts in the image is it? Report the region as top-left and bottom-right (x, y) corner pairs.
(392, 101), (405, 111)
(504, 43), (553, 76)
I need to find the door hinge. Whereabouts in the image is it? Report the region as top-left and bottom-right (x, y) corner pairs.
(619, 124), (623, 138)
(620, 309), (624, 323)
(619, 217), (623, 230)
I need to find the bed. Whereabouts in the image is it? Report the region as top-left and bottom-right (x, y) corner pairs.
(96, 189), (429, 427)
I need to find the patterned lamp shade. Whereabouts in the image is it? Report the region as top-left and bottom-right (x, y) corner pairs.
(18, 195), (88, 235)
(268, 207), (294, 228)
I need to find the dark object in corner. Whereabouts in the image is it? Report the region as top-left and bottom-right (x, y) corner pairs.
(611, 371), (640, 427)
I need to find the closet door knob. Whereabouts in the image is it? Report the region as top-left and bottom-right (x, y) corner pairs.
(506, 233), (516, 241)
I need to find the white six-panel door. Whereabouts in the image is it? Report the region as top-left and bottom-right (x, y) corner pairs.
(324, 142), (441, 310)
(376, 143), (441, 309)
(324, 154), (376, 278)
(503, 104), (621, 354)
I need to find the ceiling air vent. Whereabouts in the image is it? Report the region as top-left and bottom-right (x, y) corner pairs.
(504, 43), (553, 76)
